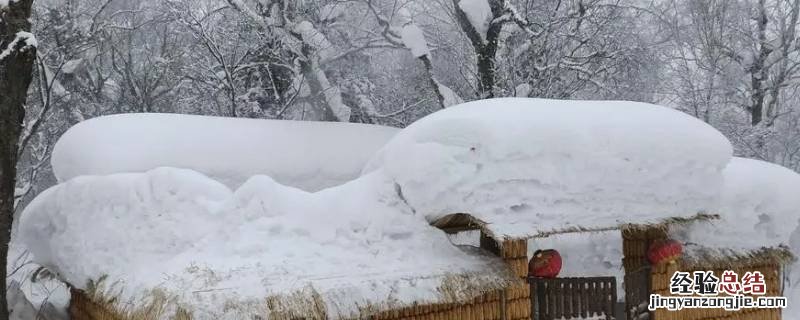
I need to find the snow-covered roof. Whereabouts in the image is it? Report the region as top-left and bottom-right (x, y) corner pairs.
(365, 98), (733, 239)
(51, 113), (399, 192)
(21, 98), (741, 318)
(20, 168), (515, 319)
(674, 157), (800, 264)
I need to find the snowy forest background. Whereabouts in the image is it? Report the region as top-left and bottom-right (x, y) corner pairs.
(12, 0), (800, 211)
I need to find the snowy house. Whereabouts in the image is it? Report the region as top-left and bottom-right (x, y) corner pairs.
(17, 99), (799, 320)
(644, 157), (799, 320)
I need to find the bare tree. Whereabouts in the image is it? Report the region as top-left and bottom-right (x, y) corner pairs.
(224, 0), (353, 122)
(0, 0), (37, 318)
(362, 0), (462, 108)
(451, 0), (506, 98)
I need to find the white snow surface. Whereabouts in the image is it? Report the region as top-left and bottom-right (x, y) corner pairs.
(401, 23), (430, 58)
(24, 98), (742, 318)
(787, 279), (800, 320)
(51, 113), (398, 191)
(515, 83), (532, 97)
(20, 168), (510, 319)
(294, 20), (336, 62)
(457, 0), (493, 43)
(0, 0), (15, 9)
(0, 31), (36, 61)
(365, 98), (733, 238)
(676, 157), (800, 252)
(434, 81), (464, 108)
(61, 58), (84, 74)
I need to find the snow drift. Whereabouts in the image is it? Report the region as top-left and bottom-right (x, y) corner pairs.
(365, 98), (733, 238)
(51, 113), (399, 191)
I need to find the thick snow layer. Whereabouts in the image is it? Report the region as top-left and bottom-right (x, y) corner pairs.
(515, 83), (531, 97)
(51, 113), (398, 191)
(26, 98), (739, 318)
(457, 0), (492, 43)
(435, 81), (464, 108)
(401, 24), (430, 58)
(365, 98), (733, 238)
(293, 20), (336, 61)
(673, 157), (800, 317)
(20, 167), (511, 319)
(676, 157), (800, 252)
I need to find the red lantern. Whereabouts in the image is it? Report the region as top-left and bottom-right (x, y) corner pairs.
(529, 249), (562, 278)
(647, 240), (683, 265)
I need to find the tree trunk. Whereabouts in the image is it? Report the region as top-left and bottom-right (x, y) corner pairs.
(452, 0), (504, 99)
(750, 0), (771, 126)
(0, 0), (36, 319)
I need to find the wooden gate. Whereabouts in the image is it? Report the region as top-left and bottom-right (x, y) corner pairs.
(529, 276), (617, 320)
(624, 266), (651, 320)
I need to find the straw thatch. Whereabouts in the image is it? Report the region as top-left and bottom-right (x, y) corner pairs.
(431, 212), (719, 241)
(681, 243), (795, 270)
(69, 233), (524, 320)
(73, 276), (192, 320)
(70, 268), (518, 320)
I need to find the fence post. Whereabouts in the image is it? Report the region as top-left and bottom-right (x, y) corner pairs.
(536, 279), (547, 320)
(500, 289), (507, 320)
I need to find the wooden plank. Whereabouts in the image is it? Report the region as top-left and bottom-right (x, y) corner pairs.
(555, 280), (563, 318)
(571, 278), (580, 318)
(580, 279), (589, 318)
(536, 281), (546, 320)
(597, 278), (614, 316)
(547, 280), (556, 319)
(526, 276), (621, 320)
(500, 289), (507, 320)
(597, 280), (605, 319)
(530, 280), (536, 320)
(563, 279), (571, 319)
(561, 280), (568, 318)
(588, 279), (594, 317)
(608, 279), (617, 320)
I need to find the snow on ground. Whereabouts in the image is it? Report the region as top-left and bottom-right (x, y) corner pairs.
(365, 98), (732, 239)
(51, 113), (398, 191)
(19, 168), (511, 319)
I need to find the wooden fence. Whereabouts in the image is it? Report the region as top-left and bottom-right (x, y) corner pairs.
(624, 266), (651, 320)
(529, 277), (617, 320)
